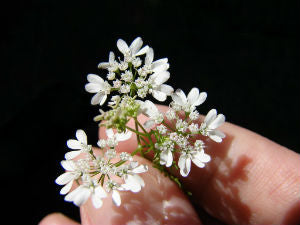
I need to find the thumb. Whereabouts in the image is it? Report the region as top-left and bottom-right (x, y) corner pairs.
(80, 156), (202, 225)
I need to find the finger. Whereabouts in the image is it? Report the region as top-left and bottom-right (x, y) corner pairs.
(99, 105), (300, 225)
(39, 212), (80, 225)
(80, 155), (202, 225)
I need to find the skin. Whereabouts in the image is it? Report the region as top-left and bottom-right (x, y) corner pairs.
(40, 105), (300, 225)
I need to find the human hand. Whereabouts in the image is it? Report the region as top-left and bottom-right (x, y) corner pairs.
(40, 105), (300, 225)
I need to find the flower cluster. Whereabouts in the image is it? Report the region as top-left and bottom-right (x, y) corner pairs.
(56, 129), (148, 208)
(56, 37), (226, 209)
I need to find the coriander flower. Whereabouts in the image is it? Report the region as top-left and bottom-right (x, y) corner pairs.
(141, 47), (169, 76)
(156, 140), (174, 167)
(103, 128), (132, 148)
(55, 160), (81, 195)
(200, 109), (226, 143)
(138, 100), (164, 128)
(117, 37), (149, 62)
(85, 74), (111, 105)
(98, 51), (119, 72)
(105, 180), (123, 207)
(120, 161), (148, 193)
(171, 88), (207, 112)
(65, 178), (107, 208)
(178, 145), (211, 177)
(148, 71), (174, 101)
(65, 129), (91, 160)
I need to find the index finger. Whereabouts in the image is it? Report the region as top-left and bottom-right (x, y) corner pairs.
(99, 105), (300, 225)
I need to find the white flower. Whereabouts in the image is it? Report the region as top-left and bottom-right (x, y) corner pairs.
(65, 130), (91, 160)
(189, 110), (200, 120)
(119, 84), (130, 94)
(105, 128), (132, 148)
(148, 71), (173, 101)
(156, 124), (167, 134)
(165, 109), (176, 120)
(176, 119), (188, 132)
(119, 152), (132, 161)
(200, 109), (226, 143)
(178, 149), (210, 177)
(85, 74), (111, 105)
(142, 47), (169, 75)
(171, 88), (207, 112)
(55, 160), (81, 195)
(138, 100), (164, 128)
(121, 161), (148, 193)
(121, 70), (133, 82)
(98, 51), (119, 72)
(105, 180), (122, 207)
(65, 179), (107, 208)
(189, 123), (199, 133)
(117, 37), (149, 62)
(156, 140), (174, 167)
(113, 79), (122, 88)
(107, 71), (115, 80)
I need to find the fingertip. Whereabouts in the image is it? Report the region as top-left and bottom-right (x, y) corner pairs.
(39, 212), (79, 225)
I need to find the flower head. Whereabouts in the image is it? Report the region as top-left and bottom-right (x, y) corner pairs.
(171, 88), (207, 112)
(200, 109), (226, 143)
(65, 129), (92, 160)
(85, 74), (111, 105)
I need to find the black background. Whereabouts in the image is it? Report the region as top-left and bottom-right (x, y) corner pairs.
(1, 0), (299, 224)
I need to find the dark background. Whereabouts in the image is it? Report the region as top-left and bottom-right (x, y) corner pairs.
(1, 0), (299, 224)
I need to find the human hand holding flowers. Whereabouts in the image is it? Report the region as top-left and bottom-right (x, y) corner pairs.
(40, 37), (300, 225)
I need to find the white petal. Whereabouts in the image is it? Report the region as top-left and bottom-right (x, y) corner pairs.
(73, 187), (91, 206)
(115, 130), (132, 142)
(152, 58), (168, 68)
(132, 164), (148, 174)
(65, 150), (81, 160)
(91, 92), (106, 105)
(152, 63), (169, 73)
(204, 109), (217, 125)
(129, 37), (143, 55)
(193, 92), (207, 106)
(156, 84), (174, 95)
(65, 186), (84, 202)
(145, 48), (154, 65)
(76, 129), (87, 144)
(152, 90), (167, 102)
(99, 94), (107, 106)
(117, 39), (129, 55)
(112, 190), (121, 207)
(192, 151), (210, 168)
(85, 83), (102, 93)
(143, 100), (158, 116)
(94, 186), (107, 198)
(160, 150), (169, 166)
(178, 155), (191, 177)
(187, 88), (199, 105)
(87, 74), (104, 84)
(67, 139), (82, 150)
(209, 130), (225, 143)
(166, 150), (173, 167)
(55, 172), (76, 185)
(105, 128), (114, 138)
(109, 51), (115, 63)
(143, 119), (155, 129)
(152, 71), (170, 85)
(60, 180), (74, 195)
(171, 89), (187, 105)
(209, 114), (225, 129)
(60, 160), (76, 171)
(97, 62), (110, 69)
(135, 45), (149, 56)
(92, 194), (103, 208)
